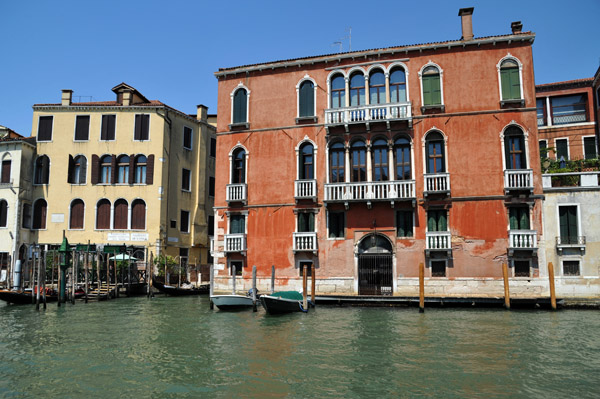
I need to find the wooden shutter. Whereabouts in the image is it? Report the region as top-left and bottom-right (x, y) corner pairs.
(431, 75), (441, 105)
(501, 69), (511, 100)
(70, 200), (84, 229)
(1, 160), (10, 183)
(422, 76), (432, 106)
(0, 201), (7, 227)
(97, 200), (110, 229)
(114, 200), (128, 230)
(91, 155), (100, 185)
(131, 200), (146, 230)
(79, 157), (87, 184)
(38, 116), (53, 141)
(146, 155), (154, 184)
(584, 137), (597, 159)
(101, 115), (115, 140)
(128, 154), (135, 184)
(110, 154), (117, 184)
(67, 155), (74, 183)
(298, 213), (306, 232)
(299, 81), (314, 117)
(510, 69), (520, 99)
(42, 156), (50, 184)
(75, 115), (90, 141)
(134, 115), (142, 140)
(427, 211), (437, 232)
(509, 208), (518, 230)
(520, 208), (529, 230)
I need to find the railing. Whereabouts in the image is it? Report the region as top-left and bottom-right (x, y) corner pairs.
(294, 179), (317, 200)
(553, 112), (587, 125)
(556, 236), (586, 246)
(509, 230), (537, 249)
(224, 234), (246, 252)
(293, 232), (317, 252)
(537, 117), (545, 127)
(426, 231), (452, 250)
(209, 236), (215, 256)
(542, 171), (599, 189)
(226, 183), (247, 203)
(424, 173), (450, 194)
(504, 169), (533, 191)
(324, 180), (415, 202)
(325, 102), (412, 126)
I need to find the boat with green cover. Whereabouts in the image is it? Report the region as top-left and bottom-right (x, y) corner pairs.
(260, 291), (308, 314)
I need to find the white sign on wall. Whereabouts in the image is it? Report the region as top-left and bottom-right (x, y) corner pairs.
(108, 233), (130, 241)
(167, 237), (179, 243)
(51, 214), (64, 223)
(131, 233), (149, 242)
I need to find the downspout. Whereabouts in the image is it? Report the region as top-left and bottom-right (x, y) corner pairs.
(156, 107), (172, 257)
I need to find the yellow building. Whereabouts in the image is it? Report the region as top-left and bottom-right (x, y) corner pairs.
(30, 83), (216, 276)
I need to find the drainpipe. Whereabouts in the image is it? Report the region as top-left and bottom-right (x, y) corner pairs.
(156, 107), (172, 256)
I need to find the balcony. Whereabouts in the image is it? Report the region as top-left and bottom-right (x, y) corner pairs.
(293, 232), (317, 253)
(423, 173), (450, 197)
(294, 179), (317, 202)
(324, 180), (415, 208)
(504, 169), (533, 194)
(425, 231), (452, 256)
(224, 234), (246, 253)
(556, 236), (586, 254)
(226, 183), (247, 204)
(324, 102), (412, 131)
(508, 230), (537, 255)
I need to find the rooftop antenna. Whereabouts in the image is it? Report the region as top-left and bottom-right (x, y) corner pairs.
(345, 27), (352, 51)
(332, 41), (343, 53)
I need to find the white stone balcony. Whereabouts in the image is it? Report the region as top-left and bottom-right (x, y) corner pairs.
(509, 230), (537, 250)
(504, 169), (533, 193)
(293, 232), (317, 252)
(294, 179), (317, 201)
(226, 183), (247, 204)
(423, 173), (450, 196)
(224, 234), (246, 253)
(556, 236), (586, 254)
(324, 102), (412, 130)
(426, 231), (452, 251)
(324, 180), (415, 207)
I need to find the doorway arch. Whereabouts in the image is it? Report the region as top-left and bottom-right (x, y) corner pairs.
(357, 234), (393, 295)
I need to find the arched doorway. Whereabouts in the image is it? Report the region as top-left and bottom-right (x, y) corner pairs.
(357, 234), (393, 295)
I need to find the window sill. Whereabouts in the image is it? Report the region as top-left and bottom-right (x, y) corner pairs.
(181, 189), (192, 193)
(228, 122), (250, 131)
(183, 147), (192, 151)
(73, 140), (90, 143)
(500, 99), (525, 108)
(68, 228), (84, 231)
(421, 104), (445, 114)
(295, 116), (318, 125)
(99, 139), (116, 142)
(327, 237), (345, 241)
(69, 183), (87, 186)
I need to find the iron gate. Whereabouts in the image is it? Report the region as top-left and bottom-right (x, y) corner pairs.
(358, 254), (393, 296)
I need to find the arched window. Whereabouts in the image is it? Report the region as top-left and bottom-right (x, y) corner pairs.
(425, 132), (445, 173)
(329, 142), (345, 183)
(504, 127), (527, 169)
(422, 66), (441, 106)
(372, 139), (388, 182)
(117, 155), (130, 184)
(0, 200), (7, 227)
(299, 143), (314, 180)
(69, 155), (87, 184)
(233, 88), (247, 124)
(390, 68), (407, 103)
(131, 199), (146, 230)
(500, 59), (521, 100)
(349, 72), (365, 106)
(394, 137), (411, 180)
(351, 140), (367, 182)
(100, 155), (112, 184)
(369, 70), (386, 105)
(1, 156), (11, 184)
(231, 148), (246, 184)
(330, 74), (345, 108)
(298, 80), (315, 117)
(134, 155), (147, 184)
(114, 199), (129, 230)
(34, 155), (50, 184)
(32, 199), (47, 229)
(96, 199), (111, 230)
(69, 199), (84, 229)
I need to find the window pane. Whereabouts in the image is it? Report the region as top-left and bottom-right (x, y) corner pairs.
(75, 115), (90, 141)
(556, 139), (568, 160)
(101, 115), (116, 140)
(584, 137), (597, 159)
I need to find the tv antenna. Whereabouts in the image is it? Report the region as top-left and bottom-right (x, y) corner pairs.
(331, 27), (352, 53)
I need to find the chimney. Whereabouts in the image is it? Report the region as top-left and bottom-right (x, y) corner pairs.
(458, 7), (474, 41)
(197, 104), (208, 122)
(61, 89), (73, 106)
(123, 91), (132, 106)
(511, 21), (523, 34)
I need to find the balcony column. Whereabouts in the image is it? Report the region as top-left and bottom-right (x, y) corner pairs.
(344, 77), (350, 108)
(385, 72), (391, 103)
(364, 75), (370, 106)
(545, 97), (552, 126)
(366, 142), (373, 182)
(344, 144), (350, 183)
(388, 142), (395, 180)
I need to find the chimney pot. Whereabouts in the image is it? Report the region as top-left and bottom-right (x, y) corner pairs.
(197, 104), (208, 122)
(511, 21), (523, 34)
(458, 7), (474, 41)
(61, 89), (73, 106)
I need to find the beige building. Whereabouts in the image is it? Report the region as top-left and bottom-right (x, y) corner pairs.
(30, 83), (216, 273)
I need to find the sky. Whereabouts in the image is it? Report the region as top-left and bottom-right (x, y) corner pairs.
(1, 0), (599, 135)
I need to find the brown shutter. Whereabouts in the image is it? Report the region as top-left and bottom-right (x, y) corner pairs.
(75, 116), (89, 141)
(70, 200), (84, 229)
(1, 160), (10, 183)
(134, 115), (142, 140)
(40, 201), (47, 230)
(146, 154), (154, 185)
(91, 155), (99, 184)
(97, 200), (110, 229)
(80, 157), (87, 184)
(114, 200), (128, 230)
(67, 155), (74, 183)
(0, 200), (7, 227)
(131, 200), (146, 230)
(110, 154), (117, 184)
(128, 154), (135, 184)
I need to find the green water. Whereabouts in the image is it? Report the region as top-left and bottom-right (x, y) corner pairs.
(1, 297), (599, 398)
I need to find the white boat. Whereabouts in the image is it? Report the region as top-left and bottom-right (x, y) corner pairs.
(211, 294), (254, 310)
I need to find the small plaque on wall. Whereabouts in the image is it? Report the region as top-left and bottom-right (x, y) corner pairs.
(51, 214), (64, 223)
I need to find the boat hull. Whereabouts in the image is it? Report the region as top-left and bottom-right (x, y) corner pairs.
(153, 280), (209, 296)
(211, 294), (255, 310)
(0, 290), (58, 305)
(260, 295), (304, 314)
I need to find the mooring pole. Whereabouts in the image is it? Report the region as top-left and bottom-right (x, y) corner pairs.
(42, 251), (47, 310)
(252, 265), (257, 312)
(35, 247), (41, 310)
(548, 262), (557, 310)
(271, 265), (275, 294)
(149, 251), (154, 298)
(311, 263), (316, 307)
(232, 265), (236, 294)
(209, 261), (214, 310)
(71, 249), (76, 305)
(85, 241), (90, 303)
(502, 262), (510, 310)
(419, 262), (425, 313)
(302, 264), (308, 310)
(146, 247), (150, 298)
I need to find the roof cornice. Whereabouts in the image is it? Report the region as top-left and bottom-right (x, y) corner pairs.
(214, 33), (535, 78)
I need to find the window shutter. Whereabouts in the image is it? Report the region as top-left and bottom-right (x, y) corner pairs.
(584, 137), (597, 159)
(0, 201), (7, 227)
(329, 213), (337, 238)
(427, 212), (437, 232)
(439, 211), (447, 231)
(422, 76), (432, 106)
(559, 207), (569, 240)
(1, 161), (10, 183)
(42, 157), (49, 184)
(67, 155), (74, 183)
(91, 155), (99, 185)
(38, 116), (53, 141)
(509, 208), (518, 230)
(101, 115), (108, 140)
(142, 115), (149, 140)
(501, 69), (511, 100)
(568, 206), (577, 240)
(520, 208), (529, 230)
(75, 116), (89, 141)
(431, 75), (441, 105)
(79, 157), (87, 184)
(510, 68), (520, 99)
(128, 154), (135, 184)
(40, 201), (47, 229)
(110, 154), (117, 184)
(146, 155), (154, 184)
(135, 115), (142, 140)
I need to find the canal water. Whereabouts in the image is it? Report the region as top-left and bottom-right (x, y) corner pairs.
(1, 297), (599, 398)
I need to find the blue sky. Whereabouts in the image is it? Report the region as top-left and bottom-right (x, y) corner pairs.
(1, 0), (599, 135)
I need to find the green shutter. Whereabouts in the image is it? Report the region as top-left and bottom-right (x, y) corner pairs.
(422, 76), (432, 106)
(501, 69), (511, 100)
(509, 208), (518, 230)
(559, 207), (568, 240)
(431, 75), (441, 105)
(439, 211), (447, 231)
(559, 206), (577, 241)
(428, 211), (437, 231)
(509, 68), (521, 99)
(519, 208), (529, 230)
(567, 206), (577, 240)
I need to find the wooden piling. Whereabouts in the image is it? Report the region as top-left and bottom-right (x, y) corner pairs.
(35, 249), (41, 310)
(232, 265), (236, 294)
(252, 266), (257, 312)
(42, 252), (47, 309)
(271, 265), (275, 294)
(548, 262), (557, 310)
(311, 263), (316, 307)
(502, 262), (510, 310)
(209, 260), (214, 310)
(71, 249), (76, 305)
(302, 264), (308, 310)
(149, 252), (154, 298)
(419, 262), (425, 313)
(85, 241), (90, 303)
(113, 254), (118, 298)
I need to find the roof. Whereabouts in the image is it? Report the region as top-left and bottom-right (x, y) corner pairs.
(215, 32), (535, 77)
(536, 78), (593, 92)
